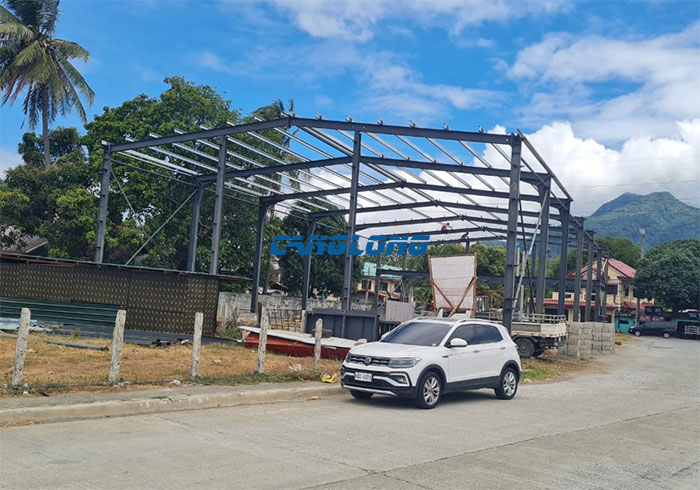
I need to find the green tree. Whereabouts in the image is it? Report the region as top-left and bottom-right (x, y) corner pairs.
(595, 235), (642, 268)
(82, 77), (291, 272)
(0, 126), (93, 257)
(0, 0), (94, 168)
(635, 239), (700, 313)
(277, 210), (361, 298)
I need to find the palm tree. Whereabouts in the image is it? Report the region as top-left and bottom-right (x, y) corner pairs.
(0, 0), (94, 168)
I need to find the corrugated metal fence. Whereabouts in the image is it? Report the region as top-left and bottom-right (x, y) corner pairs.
(0, 255), (221, 336)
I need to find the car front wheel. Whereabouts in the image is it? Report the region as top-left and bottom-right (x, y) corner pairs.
(415, 372), (442, 409)
(663, 332), (671, 338)
(495, 367), (519, 400)
(634, 330), (642, 337)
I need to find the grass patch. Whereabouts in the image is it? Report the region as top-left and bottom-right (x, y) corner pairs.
(521, 350), (601, 383)
(521, 360), (560, 381)
(197, 370), (325, 386)
(1, 333), (342, 396)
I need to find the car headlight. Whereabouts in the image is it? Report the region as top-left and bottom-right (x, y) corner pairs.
(344, 351), (353, 364)
(388, 357), (421, 368)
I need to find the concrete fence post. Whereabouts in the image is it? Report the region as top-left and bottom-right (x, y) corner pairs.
(108, 310), (127, 385)
(313, 318), (323, 370)
(11, 308), (31, 387)
(190, 312), (204, 380)
(256, 303), (269, 374)
(300, 309), (308, 334)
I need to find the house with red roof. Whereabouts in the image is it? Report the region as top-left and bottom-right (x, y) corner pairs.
(545, 258), (653, 321)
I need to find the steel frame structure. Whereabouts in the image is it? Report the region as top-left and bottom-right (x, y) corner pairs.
(95, 115), (607, 332)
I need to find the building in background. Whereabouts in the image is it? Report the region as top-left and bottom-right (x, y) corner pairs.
(354, 262), (403, 304)
(546, 258), (653, 322)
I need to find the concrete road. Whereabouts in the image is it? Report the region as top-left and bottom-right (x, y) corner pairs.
(2, 336), (699, 490)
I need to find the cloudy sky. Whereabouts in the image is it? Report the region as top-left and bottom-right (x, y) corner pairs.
(1, 0), (698, 216)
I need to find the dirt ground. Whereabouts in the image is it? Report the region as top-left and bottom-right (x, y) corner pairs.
(0, 333), (342, 394)
(1, 332), (626, 395)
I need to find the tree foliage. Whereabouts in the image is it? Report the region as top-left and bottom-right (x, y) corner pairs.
(0, 0), (94, 167)
(635, 239), (700, 312)
(595, 235), (641, 268)
(1, 77), (296, 289)
(0, 126), (92, 256)
(276, 210), (361, 298)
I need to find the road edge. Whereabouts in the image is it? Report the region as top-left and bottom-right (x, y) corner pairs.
(0, 383), (344, 426)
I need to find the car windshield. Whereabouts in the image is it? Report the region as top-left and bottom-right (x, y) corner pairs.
(381, 321), (452, 346)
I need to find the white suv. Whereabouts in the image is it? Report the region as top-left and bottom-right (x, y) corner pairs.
(341, 318), (521, 409)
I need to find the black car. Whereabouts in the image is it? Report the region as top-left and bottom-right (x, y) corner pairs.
(629, 321), (676, 338)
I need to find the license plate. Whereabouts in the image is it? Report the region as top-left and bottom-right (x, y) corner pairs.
(354, 372), (372, 382)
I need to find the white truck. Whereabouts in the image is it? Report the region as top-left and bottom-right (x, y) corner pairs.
(475, 311), (568, 358)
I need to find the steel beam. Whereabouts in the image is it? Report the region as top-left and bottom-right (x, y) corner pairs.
(261, 181), (541, 205)
(356, 215), (566, 233)
(573, 223), (584, 322)
(503, 137), (522, 333)
(250, 203), (268, 312)
(110, 118), (290, 152)
(360, 156), (548, 183)
(311, 200), (543, 220)
(536, 183), (551, 314)
(557, 204), (571, 316)
(94, 148), (112, 263)
(342, 132), (362, 311)
(289, 117), (513, 144)
(584, 232), (595, 321)
(186, 183), (204, 272)
(196, 156), (353, 183)
(301, 220), (317, 311)
(209, 136), (228, 274)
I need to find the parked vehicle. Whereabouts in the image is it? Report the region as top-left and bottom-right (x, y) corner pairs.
(340, 318), (521, 409)
(475, 310), (567, 358)
(629, 321), (676, 338)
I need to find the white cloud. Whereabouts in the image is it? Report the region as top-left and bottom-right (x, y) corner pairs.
(524, 119), (700, 215)
(509, 22), (700, 143)
(263, 0), (568, 41)
(196, 43), (501, 124)
(0, 147), (23, 178)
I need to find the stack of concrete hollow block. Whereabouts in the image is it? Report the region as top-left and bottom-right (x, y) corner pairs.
(591, 322), (616, 355)
(559, 321), (615, 360)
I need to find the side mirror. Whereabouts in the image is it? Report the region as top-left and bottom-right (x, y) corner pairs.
(448, 338), (468, 348)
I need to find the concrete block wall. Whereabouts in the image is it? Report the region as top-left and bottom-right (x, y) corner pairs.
(559, 321), (615, 360)
(217, 292), (371, 329)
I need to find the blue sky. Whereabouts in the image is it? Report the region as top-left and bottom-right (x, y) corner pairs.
(1, 0), (699, 214)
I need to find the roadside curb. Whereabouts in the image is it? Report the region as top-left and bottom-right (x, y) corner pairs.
(0, 383), (344, 425)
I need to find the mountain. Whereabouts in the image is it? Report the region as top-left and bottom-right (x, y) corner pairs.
(590, 192), (642, 217)
(585, 192), (700, 249)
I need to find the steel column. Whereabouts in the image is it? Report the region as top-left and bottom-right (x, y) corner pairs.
(250, 203), (268, 312)
(503, 137), (522, 333)
(584, 233), (595, 321)
(596, 247), (604, 320)
(601, 254), (610, 322)
(209, 136), (228, 274)
(186, 183), (204, 272)
(94, 147), (112, 263)
(573, 224), (584, 322)
(374, 253), (382, 313)
(301, 220), (317, 311)
(536, 183), (550, 314)
(557, 206), (571, 316)
(342, 132), (362, 311)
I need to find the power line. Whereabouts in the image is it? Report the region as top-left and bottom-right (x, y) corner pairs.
(567, 179), (700, 189)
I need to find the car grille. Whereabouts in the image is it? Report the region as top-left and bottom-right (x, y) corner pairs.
(348, 355), (390, 366)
